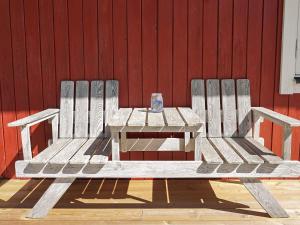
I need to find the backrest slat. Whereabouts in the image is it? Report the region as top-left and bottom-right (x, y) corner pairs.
(59, 81), (75, 138)
(236, 79), (252, 137)
(74, 81), (89, 138)
(105, 80), (119, 136)
(191, 79), (206, 137)
(206, 80), (222, 137)
(89, 80), (104, 137)
(221, 79), (237, 137)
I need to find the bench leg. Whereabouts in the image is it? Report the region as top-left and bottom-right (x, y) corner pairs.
(240, 178), (289, 218)
(27, 178), (75, 218)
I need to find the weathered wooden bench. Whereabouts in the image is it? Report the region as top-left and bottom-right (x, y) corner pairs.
(8, 79), (300, 219)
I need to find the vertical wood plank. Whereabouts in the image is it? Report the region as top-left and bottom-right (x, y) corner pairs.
(59, 81), (74, 138)
(173, 0), (188, 160)
(259, 0), (278, 149)
(232, 0), (248, 78)
(203, 0), (218, 78)
(127, 0), (143, 160)
(98, 0), (113, 80)
(288, 96), (300, 160)
(218, 0), (233, 78)
(90, 81), (104, 138)
(105, 80), (119, 136)
(142, 0), (158, 160)
(236, 79), (252, 137)
(74, 81), (89, 138)
(0, 0), (19, 177)
(282, 126), (292, 160)
(24, 0), (47, 157)
(83, 0), (98, 80)
(191, 80), (206, 137)
(221, 79), (237, 137)
(113, 0), (129, 159)
(0, 98), (6, 175)
(158, 0), (173, 160)
(68, 0), (84, 80)
(21, 126), (32, 160)
(206, 80), (222, 137)
(10, 0), (30, 159)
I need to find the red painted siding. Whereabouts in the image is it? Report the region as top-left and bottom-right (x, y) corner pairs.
(0, 0), (299, 178)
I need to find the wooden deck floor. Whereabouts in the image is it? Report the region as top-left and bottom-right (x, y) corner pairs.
(0, 179), (299, 224)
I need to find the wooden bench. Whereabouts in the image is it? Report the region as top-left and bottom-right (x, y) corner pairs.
(8, 79), (300, 218)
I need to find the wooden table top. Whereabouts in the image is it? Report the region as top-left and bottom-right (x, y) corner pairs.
(108, 107), (203, 128)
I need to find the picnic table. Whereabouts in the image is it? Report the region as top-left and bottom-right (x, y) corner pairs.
(108, 107), (204, 161)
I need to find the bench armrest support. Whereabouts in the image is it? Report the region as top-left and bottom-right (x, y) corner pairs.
(252, 107), (300, 160)
(8, 109), (59, 160)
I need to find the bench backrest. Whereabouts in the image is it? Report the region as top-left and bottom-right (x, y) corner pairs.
(191, 79), (252, 138)
(59, 80), (118, 138)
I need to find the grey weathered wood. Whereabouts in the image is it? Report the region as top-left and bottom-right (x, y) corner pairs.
(59, 81), (75, 138)
(74, 81), (89, 138)
(69, 138), (102, 164)
(184, 132), (191, 152)
(178, 107), (202, 126)
(243, 138), (282, 163)
(27, 178), (75, 218)
(105, 80), (119, 135)
(201, 138), (223, 164)
(252, 107), (300, 127)
(163, 108), (185, 126)
(221, 79), (237, 137)
(16, 160), (300, 178)
(191, 79), (206, 137)
(147, 109), (165, 126)
(21, 125), (32, 160)
(225, 138), (264, 164)
(206, 80), (222, 137)
(111, 132), (120, 161)
(282, 126), (292, 160)
(209, 138), (244, 163)
(120, 132), (127, 152)
(89, 80), (104, 137)
(236, 79), (252, 137)
(252, 110), (264, 143)
(108, 108), (133, 127)
(194, 132), (201, 161)
(30, 139), (72, 164)
(50, 114), (59, 143)
(90, 138), (111, 164)
(241, 178), (289, 218)
(8, 108), (59, 127)
(49, 139), (87, 164)
(127, 108), (147, 126)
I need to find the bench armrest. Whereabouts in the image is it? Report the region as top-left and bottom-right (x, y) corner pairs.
(8, 108), (59, 127)
(252, 107), (300, 128)
(7, 108), (59, 160)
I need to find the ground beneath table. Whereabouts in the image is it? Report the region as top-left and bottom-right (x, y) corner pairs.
(0, 178), (299, 225)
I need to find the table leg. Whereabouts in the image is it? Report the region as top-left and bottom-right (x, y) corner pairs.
(111, 132), (120, 161)
(194, 132), (201, 161)
(120, 132), (127, 152)
(184, 132), (191, 152)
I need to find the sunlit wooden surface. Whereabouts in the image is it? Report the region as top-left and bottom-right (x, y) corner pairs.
(0, 179), (299, 224)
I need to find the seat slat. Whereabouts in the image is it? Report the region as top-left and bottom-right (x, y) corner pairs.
(127, 108), (147, 126)
(30, 139), (72, 164)
(209, 138), (244, 164)
(221, 80), (237, 137)
(69, 138), (103, 164)
(163, 108), (185, 126)
(201, 138), (223, 164)
(147, 109), (165, 126)
(49, 139), (87, 164)
(177, 107), (202, 126)
(105, 80), (119, 135)
(90, 80), (104, 137)
(206, 80), (222, 137)
(191, 79), (206, 137)
(74, 81), (89, 138)
(243, 138), (283, 163)
(89, 138), (111, 164)
(237, 79), (252, 137)
(225, 138), (264, 164)
(59, 81), (74, 138)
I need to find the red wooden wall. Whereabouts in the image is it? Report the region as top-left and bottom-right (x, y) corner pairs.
(1, 0), (300, 178)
